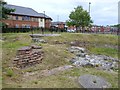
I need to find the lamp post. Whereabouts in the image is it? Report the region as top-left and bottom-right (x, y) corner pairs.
(42, 11), (45, 34)
(89, 2), (91, 33)
(43, 11), (45, 28)
(89, 2), (91, 15)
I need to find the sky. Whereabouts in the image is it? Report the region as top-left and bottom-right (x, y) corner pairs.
(5, 0), (119, 26)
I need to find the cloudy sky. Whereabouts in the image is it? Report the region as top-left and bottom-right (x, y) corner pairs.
(6, 0), (119, 26)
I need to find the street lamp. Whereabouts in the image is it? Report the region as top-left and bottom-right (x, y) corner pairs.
(89, 2), (91, 15)
(89, 2), (91, 33)
(43, 11), (45, 28)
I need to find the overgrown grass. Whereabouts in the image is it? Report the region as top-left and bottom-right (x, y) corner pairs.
(5, 68), (14, 77)
(2, 33), (118, 88)
(22, 75), (79, 88)
(89, 47), (118, 58)
(60, 67), (118, 88)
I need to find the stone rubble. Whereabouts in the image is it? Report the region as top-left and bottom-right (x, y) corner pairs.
(32, 38), (47, 43)
(68, 46), (119, 71)
(13, 45), (44, 68)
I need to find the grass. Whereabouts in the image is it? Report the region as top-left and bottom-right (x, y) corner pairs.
(2, 32), (119, 88)
(89, 47), (118, 58)
(21, 75), (79, 88)
(5, 68), (14, 77)
(60, 67), (118, 88)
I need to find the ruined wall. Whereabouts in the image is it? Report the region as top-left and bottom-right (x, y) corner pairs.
(13, 45), (43, 68)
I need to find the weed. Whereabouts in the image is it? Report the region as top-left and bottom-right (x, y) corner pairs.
(6, 69), (14, 77)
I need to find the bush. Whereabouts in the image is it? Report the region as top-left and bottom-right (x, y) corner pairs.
(6, 68), (14, 77)
(2, 28), (36, 33)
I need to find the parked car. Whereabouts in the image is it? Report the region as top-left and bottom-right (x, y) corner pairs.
(67, 29), (76, 33)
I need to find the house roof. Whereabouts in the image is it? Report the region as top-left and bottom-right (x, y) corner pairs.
(4, 4), (52, 20)
(38, 13), (52, 20)
(5, 4), (40, 17)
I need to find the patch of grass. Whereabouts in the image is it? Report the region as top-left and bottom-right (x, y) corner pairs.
(6, 68), (14, 77)
(22, 75), (79, 88)
(61, 67), (118, 88)
(89, 47), (118, 58)
(43, 33), (118, 46)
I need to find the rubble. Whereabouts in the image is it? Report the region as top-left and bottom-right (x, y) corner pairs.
(68, 46), (119, 71)
(13, 45), (43, 68)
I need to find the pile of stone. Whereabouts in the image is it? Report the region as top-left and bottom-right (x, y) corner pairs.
(13, 45), (44, 68)
(68, 46), (119, 71)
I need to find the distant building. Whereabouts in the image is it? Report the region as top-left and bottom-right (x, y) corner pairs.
(118, 1), (120, 24)
(2, 4), (52, 28)
(51, 22), (66, 29)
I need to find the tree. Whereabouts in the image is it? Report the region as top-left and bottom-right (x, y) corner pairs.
(0, 0), (15, 19)
(66, 20), (76, 27)
(66, 6), (93, 32)
(0, 0), (15, 29)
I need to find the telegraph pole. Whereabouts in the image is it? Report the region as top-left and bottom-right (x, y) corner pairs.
(89, 2), (91, 33)
(43, 11), (45, 28)
(89, 2), (91, 15)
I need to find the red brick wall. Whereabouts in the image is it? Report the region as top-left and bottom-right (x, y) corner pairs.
(45, 19), (52, 29)
(58, 22), (65, 29)
(1, 14), (39, 28)
(2, 19), (39, 28)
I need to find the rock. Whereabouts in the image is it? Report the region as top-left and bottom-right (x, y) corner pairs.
(32, 38), (40, 42)
(39, 39), (47, 43)
(68, 46), (119, 71)
(70, 41), (79, 46)
(78, 74), (111, 88)
(70, 58), (77, 63)
(76, 53), (86, 57)
(32, 38), (47, 43)
(54, 40), (63, 44)
(31, 45), (42, 49)
(73, 59), (89, 66)
(68, 46), (85, 54)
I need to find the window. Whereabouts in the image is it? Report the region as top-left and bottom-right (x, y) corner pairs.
(8, 15), (12, 20)
(22, 16), (25, 20)
(15, 24), (19, 28)
(16, 16), (18, 20)
(22, 16), (30, 21)
(22, 24), (25, 28)
(41, 19), (43, 22)
(27, 17), (30, 21)
(26, 24), (31, 28)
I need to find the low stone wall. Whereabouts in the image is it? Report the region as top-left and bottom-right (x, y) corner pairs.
(13, 45), (43, 68)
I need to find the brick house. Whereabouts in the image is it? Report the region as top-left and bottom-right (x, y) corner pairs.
(38, 13), (52, 29)
(51, 22), (66, 29)
(2, 4), (52, 28)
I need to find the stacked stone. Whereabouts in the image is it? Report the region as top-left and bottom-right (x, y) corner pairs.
(13, 45), (43, 68)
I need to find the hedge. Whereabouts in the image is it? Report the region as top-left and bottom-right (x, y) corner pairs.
(2, 28), (39, 33)
(2, 27), (67, 33)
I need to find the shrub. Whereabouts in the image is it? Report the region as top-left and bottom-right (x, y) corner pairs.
(6, 68), (14, 77)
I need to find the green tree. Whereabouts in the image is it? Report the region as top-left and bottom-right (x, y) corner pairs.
(66, 6), (93, 32)
(0, 0), (15, 19)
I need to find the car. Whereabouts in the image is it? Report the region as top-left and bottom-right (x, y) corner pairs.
(67, 29), (76, 33)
